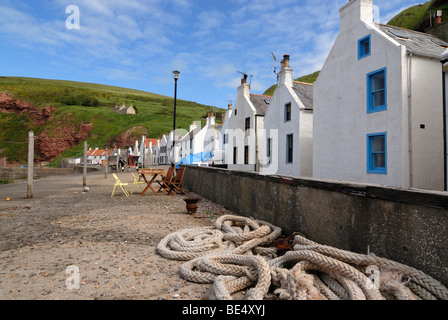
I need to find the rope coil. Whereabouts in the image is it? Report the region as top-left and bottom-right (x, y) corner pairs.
(156, 215), (448, 300)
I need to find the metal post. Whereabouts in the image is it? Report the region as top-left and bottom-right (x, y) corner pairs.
(83, 141), (87, 187)
(172, 77), (178, 167)
(105, 147), (108, 179)
(27, 131), (34, 199)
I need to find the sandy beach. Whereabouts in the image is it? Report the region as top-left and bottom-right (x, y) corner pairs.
(0, 168), (233, 300)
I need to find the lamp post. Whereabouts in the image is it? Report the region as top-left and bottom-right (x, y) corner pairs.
(172, 70), (180, 167)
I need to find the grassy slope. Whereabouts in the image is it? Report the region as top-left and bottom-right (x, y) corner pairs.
(0, 77), (223, 164)
(388, 0), (448, 32)
(387, 2), (431, 30)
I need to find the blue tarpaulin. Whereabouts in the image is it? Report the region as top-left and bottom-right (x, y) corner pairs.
(177, 151), (213, 168)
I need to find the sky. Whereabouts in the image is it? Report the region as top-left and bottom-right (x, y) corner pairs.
(0, 0), (426, 109)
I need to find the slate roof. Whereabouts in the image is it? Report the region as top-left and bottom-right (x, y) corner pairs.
(250, 94), (272, 116)
(379, 24), (448, 60)
(292, 82), (314, 110)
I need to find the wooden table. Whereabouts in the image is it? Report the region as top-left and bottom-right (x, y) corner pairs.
(138, 168), (167, 196)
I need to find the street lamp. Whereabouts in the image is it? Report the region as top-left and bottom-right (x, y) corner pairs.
(172, 70), (180, 167)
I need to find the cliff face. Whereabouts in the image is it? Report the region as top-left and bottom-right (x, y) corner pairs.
(35, 123), (93, 162)
(0, 93), (57, 125)
(0, 93), (93, 162)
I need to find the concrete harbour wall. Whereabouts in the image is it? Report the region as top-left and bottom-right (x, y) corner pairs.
(181, 165), (448, 287)
(0, 168), (74, 181)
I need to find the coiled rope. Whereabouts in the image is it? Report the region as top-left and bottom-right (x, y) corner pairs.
(156, 215), (448, 300)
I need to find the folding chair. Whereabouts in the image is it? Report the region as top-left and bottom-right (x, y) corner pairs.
(156, 166), (175, 194)
(111, 173), (130, 197)
(131, 172), (147, 195)
(167, 167), (186, 195)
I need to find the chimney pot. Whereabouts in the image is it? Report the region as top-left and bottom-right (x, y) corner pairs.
(281, 54), (290, 68)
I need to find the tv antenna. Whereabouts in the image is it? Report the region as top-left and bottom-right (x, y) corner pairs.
(237, 71), (253, 85)
(271, 52), (279, 80)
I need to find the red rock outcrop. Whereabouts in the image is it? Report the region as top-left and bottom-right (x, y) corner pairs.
(35, 123), (93, 162)
(0, 93), (57, 125)
(0, 93), (93, 162)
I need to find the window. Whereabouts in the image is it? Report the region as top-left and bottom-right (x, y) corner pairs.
(286, 134), (293, 163)
(367, 68), (387, 113)
(266, 138), (272, 165)
(367, 133), (387, 174)
(233, 147), (237, 165)
(244, 146), (249, 165)
(285, 103), (291, 122)
(358, 34), (371, 60)
(223, 134), (228, 145)
(245, 117), (250, 133)
(234, 109), (237, 116)
(267, 138), (272, 158)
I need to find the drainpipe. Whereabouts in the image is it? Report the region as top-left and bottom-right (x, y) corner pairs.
(255, 115), (259, 172)
(407, 52), (414, 188)
(442, 58), (448, 191)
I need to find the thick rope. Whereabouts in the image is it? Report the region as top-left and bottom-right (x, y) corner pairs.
(294, 235), (448, 300)
(156, 215), (448, 300)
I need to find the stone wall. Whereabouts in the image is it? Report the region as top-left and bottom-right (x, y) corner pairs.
(181, 165), (448, 286)
(0, 168), (74, 181)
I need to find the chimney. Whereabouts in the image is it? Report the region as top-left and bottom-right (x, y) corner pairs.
(228, 103), (232, 110)
(238, 76), (250, 98)
(209, 111), (215, 126)
(278, 54), (293, 86)
(339, 0), (373, 31)
(434, 10), (443, 25)
(190, 121), (198, 132)
(281, 54), (290, 69)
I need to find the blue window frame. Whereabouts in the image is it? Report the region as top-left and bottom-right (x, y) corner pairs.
(367, 68), (387, 113)
(358, 34), (371, 60)
(367, 133), (387, 174)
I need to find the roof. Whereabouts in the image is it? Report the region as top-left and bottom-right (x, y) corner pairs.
(250, 94), (272, 116)
(292, 82), (314, 110)
(144, 138), (160, 148)
(87, 149), (113, 157)
(379, 24), (448, 60)
(443, 48), (448, 61)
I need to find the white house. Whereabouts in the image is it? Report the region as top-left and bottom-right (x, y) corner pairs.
(262, 54), (313, 177)
(166, 130), (184, 166)
(226, 75), (271, 172)
(86, 147), (113, 166)
(218, 104), (234, 165)
(159, 135), (169, 165)
(179, 112), (222, 165)
(313, 0), (448, 191)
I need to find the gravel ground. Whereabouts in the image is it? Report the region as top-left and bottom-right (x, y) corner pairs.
(0, 169), (234, 300)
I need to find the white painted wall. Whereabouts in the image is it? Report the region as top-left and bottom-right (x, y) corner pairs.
(263, 62), (313, 177)
(313, 0), (444, 191)
(408, 57), (444, 190)
(217, 106), (233, 164)
(226, 81), (261, 172)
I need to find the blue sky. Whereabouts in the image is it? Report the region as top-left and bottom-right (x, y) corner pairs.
(0, 0), (425, 109)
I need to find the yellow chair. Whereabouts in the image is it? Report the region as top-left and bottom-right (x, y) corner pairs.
(111, 173), (130, 197)
(131, 172), (147, 195)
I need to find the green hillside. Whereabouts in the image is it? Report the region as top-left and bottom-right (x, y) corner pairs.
(388, 0), (448, 32)
(0, 77), (223, 165)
